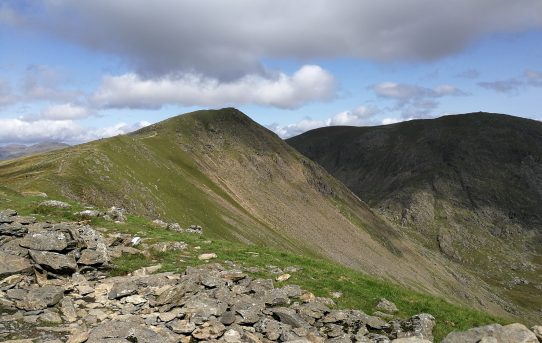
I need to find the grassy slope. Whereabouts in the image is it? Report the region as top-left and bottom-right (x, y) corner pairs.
(287, 112), (542, 322)
(0, 109), (519, 321)
(0, 188), (506, 342)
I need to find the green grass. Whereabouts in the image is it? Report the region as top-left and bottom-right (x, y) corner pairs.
(0, 188), (506, 340)
(105, 220), (505, 341)
(0, 190), (503, 342)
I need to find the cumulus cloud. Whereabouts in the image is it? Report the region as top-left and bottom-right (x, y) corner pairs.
(40, 103), (91, 120)
(6, 0), (542, 78)
(0, 118), (150, 144)
(92, 65), (336, 110)
(270, 106), (380, 138)
(371, 82), (467, 117)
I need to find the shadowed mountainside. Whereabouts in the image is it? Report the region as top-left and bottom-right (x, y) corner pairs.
(287, 112), (542, 322)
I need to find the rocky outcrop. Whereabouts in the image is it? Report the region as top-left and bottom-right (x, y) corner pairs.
(38, 200), (71, 209)
(1, 211), (540, 343)
(442, 323), (539, 343)
(0, 210), (114, 276)
(1, 258), (441, 343)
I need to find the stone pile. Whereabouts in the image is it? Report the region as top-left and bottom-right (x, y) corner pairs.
(1, 210), (540, 343)
(75, 207), (127, 223)
(152, 219), (183, 232)
(0, 209), (142, 280)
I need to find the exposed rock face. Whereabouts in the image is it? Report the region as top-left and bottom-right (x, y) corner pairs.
(38, 200), (71, 209)
(0, 212), (113, 276)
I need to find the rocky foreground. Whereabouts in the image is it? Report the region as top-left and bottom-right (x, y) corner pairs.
(0, 209), (540, 343)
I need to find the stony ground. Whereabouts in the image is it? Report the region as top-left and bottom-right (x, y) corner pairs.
(1, 208), (540, 343)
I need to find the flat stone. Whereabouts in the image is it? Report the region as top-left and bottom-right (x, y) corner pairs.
(376, 298), (399, 314)
(391, 338), (433, 343)
(0, 251), (32, 278)
(0, 223), (28, 236)
(223, 328), (243, 343)
(39, 200), (71, 209)
(108, 280), (138, 299)
(152, 219), (169, 228)
(67, 329), (90, 343)
(20, 230), (69, 251)
(220, 310), (237, 325)
(29, 250), (77, 273)
(198, 253), (217, 261)
(0, 238), (29, 256)
(87, 320), (176, 343)
(192, 320), (226, 340)
(442, 323), (538, 343)
(167, 319), (196, 334)
(125, 294), (146, 305)
(39, 310), (62, 324)
(272, 307), (309, 328)
(60, 297), (78, 322)
(276, 273), (291, 282)
(15, 285), (64, 310)
(78, 248), (108, 265)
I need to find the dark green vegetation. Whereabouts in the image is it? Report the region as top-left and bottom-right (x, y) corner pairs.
(287, 112), (542, 323)
(0, 189), (506, 342)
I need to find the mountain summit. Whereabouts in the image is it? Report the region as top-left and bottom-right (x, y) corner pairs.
(287, 112), (542, 322)
(1, 108), (513, 316)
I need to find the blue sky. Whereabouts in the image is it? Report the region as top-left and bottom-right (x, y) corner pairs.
(1, 0), (541, 144)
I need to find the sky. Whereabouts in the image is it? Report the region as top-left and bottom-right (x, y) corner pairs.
(0, 0), (541, 144)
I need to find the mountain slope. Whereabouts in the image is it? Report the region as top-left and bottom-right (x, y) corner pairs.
(287, 112), (542, 321)
(0, 142), (69, 160)
(0, 109), (517, 320)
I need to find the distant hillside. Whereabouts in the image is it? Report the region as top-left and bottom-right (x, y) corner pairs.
(0, 142), (69, 160)
(0, 108), (515, 320)
(287, 112), (542, 322)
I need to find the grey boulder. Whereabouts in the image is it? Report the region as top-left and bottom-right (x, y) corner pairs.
(29, 249), (77, 273)
(0, 251), (32, 278)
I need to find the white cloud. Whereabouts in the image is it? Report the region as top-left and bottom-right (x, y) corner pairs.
(373, 82), (465, 100)
(92, 65), (336, 109)
(381, 118), (401, 125)
(7, 1), (542, 77)
(0, 118), (150, 144)
(41, 103), (91, 120)
(270, 106), (380, 138)
(371, 82), (467, 117)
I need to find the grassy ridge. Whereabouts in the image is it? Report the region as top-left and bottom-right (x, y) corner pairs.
(0, 188), (505, 342)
